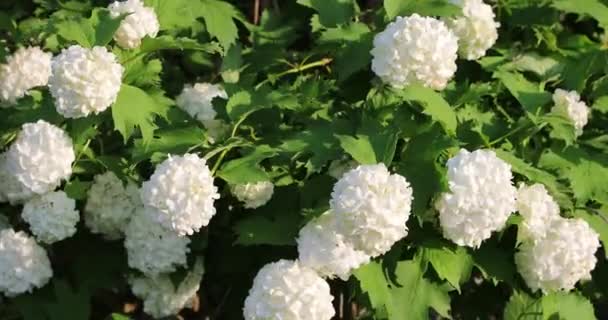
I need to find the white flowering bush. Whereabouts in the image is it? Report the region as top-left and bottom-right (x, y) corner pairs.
(1, 0), (608, 319)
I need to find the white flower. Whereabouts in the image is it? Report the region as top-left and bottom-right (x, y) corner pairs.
(327, 159), (358, 179)
(551, 89), (589, 136)
(48, 45), (123, 118)
(445, 0), (499, 60)
(84, 172), (141, 240)
(0, 229), (52, 297)
(176, 83), (229, 143)
(297, 212), (370, 280)
(232, 181), (274, 209)
(330, 163), (413, 257)
(371, 14), (458, 90)
(6, 120), (75, 195)
(436, 149), (517, 248)
(108, 0), (159, 49)
(516, 183), (560, 242)
(124, 208), (190, 276)
(141, 154), (219, 236)
(515, 217), (600, 293)
(130, 260), (204, 318)
(0, 46), (52, 104)
(22, 191), (79, 244)
(243, 260), (335, 320)
(0, 153), (35, 204)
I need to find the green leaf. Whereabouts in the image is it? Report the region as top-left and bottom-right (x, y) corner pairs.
(384, 0), (460, 19)
(421, 244), (473, 292)
(473, 239), (516, 284)
(541, 113), (577, 146)
(280, 121), (345, 173)
(111, 84), (170, 145)
(298, 0), (355, 27)
(139, 36), (221, 53)
(573, 208), (608, 259)
(233, 213), (299, 246)
(318, 22), (373, 81)
(541, 292), (596, 320)
(561, 50), (605, 92)
(64, 178), (91, 200)
(144, 0), (205, 30)
(221, 43), (243, 83)
(494, 70), (552, 115)
(89, 8), (126, 46)
(592, 96), (608, 114)
(552, 0), (608, 27)
(217, 145), (277, 184)
(53, 17), (95, 47)
(109, 314), (131, 320)
(335, 118), (399, 165)
(354, 258), (451, 320)
(200, 0), (240, 51)
(504, 290), (542, 320)
(132, 126), (205, 162)
(398, 85), (458, 135)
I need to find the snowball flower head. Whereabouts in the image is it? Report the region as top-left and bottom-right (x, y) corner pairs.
(130, 260), (204, 318)
(124, 208), (190, 276)
(0, 46), (52, 104)
(436, 149), (516, 248)
(516, 183), (560, 242)
(243, 260), (335, 320)
(297, 211), (370, 280)
(6, 120), (75, 195)
(232, 181), (274, 209)
(515, 217), (599, 293)
(330, 163), (413, 257)
(0, 153), (34, 204)
(371, 14), (458, 90)
(108, 0), (159, 49)
(85, 172), (141, 240)
(141, 153), (219, 236)
(0, 229), (52, 296)
(175, 83), (229, 142)
(49, 45), (123, 118)
(551, 89), (589, 137)
(22, 191), (79, 244)
(445, 0), (499, 60)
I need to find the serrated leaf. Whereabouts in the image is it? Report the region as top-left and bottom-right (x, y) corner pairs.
(552, 0), (608, 27)
(112, 84), (170, 145)
(132, 126), (205, 162)
(541, 292), (596, 320)
(494, 70), (552, 115)
(89, 8), (126, 46)
(421, 243), (473, 291)
(217, 145), (277, 184)
(504, 290), (542, 320)
(561, 50), (606, 92)
(298, 0), (355, 27)
(541, 113), (577, 146)
(336, 118), (399, 165)
(144, 0), (205, 30)
(221, 43), (243, 83)
(318, 22), (372, 81)
(64, 178), (91, 200)
(53, 17), (94, 47)
(398, 85), (457, 135)
(200, 0), (239, 51)
(384, 0), (460, 19)
(139, 36), (221, 53)
(473, 239), (516, 284)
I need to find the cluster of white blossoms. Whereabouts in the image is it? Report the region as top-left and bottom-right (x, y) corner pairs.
(0, 46), (52, 104)
(515, 218), (599, 293)
(551, 89), (589, 137)
(22, 191), (79, 244)
(48, 45), (123, 118)
(124, 208), (190, 276)
(84, 172), (141, 240)
(330, 164), (413, 257)
(436, 149), (517, 248)
(0, 229), (52, 297)
(176, 83), (229, 142)
(0, 153), (34, 204)
(243, 260), (335, 320)
(5, 120), (75, 197)
(297, 212), (370, 280)
(445, 0), (499, 60)
(108, 0), (159, 49)
(141, 154), (219, 236)
(130, 260), (204, 319)
(231, 181), (274, 209)
(371, 14), (458, 90)
(515, 184), (560, 242)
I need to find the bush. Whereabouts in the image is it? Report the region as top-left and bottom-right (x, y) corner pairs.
(0, 0), (607, 319)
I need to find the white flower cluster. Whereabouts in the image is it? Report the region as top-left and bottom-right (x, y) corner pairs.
(232, 181), (274, 209)
(243, 260), (335, 320)
(445, 0), (499, 60)
(130, 260), (204, 319)
(297, 212), (370, 280)
(22, 191), (79, 244)
(176, 83), (229, 143)
(4, 121), (75, 198)
(516, 184), (560, 242)
(108, 0), (159, 49)
(515, 217), (599, 293)
(551, 89), (589, 137)
(0, 153), (35, 204)
(49, 45), (123, 118)
(436, 149), (517, 248)
(330, 164), (413, 257)
(371, 14), (458, 90)
(0, 229), (52, 297)
(141, 154), (219, 236)
(124, 208), (190, 276)
(0, 46), (52, 104)
(85, 171), (140, 240)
